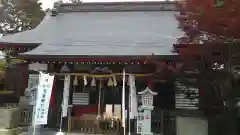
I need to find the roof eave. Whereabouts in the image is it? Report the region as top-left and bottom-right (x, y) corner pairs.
(17, 54), (179, 60)
(0, 42), (40, 50)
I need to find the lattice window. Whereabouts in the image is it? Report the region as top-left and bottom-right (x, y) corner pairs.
(143, 96), (153, 106)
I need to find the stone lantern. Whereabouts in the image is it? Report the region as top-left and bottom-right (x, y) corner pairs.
(138, 87), (157, 135)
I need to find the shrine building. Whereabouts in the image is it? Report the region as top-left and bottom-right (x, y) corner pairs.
(0, 1), (204, 134)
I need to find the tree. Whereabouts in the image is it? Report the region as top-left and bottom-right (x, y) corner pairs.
(176, 0), (240, 39)
(0, 0), (45, 36)
(175, 0), (240, 135)
(0, 0), (44, 97)
(0, 0), (45, 65)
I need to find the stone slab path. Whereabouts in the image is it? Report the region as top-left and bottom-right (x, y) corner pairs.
(19, 128), (116, 135)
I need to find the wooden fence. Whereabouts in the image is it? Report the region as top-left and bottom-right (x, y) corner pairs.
(19, 106), (121, 133)
(152, 109), (176, 135)
(71, 115), (121, 134)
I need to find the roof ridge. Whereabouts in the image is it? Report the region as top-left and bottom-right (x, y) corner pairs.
(56, 1), (178, 13)
(60, 1), (177, 5)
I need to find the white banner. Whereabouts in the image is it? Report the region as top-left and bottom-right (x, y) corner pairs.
(34, 72), (55, 125)
(128, 74), (138, 119)
(62, 75), (70, 117)
(121, 69), (126, 127)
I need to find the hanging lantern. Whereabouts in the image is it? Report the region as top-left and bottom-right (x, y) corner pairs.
(73, 76), (78, 86)
(113, 76), (117, 86)
(83, 76), (88, 86)
(107, 78), (114, 87)
(91, 77), (96, 87)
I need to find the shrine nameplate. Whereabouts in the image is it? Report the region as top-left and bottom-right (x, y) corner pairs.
(137, 112), (144, 134)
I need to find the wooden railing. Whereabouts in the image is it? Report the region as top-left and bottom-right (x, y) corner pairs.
(18, 106), (176, 135)
(18, 107), (122, 134)
(71, 114), (121, 134)
(99, 119), (121, 133)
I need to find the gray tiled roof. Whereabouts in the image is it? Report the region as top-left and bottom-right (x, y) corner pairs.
(3, 11), (183, 56)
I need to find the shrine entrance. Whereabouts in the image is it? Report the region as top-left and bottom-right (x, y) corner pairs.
(40, 63), (178, 134)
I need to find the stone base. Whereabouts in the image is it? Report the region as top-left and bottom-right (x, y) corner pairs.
(24, 126), (41, 135)
(55, 131), (67, 135)
(0, 128), (19, 135)
(176, 117), (208, 135)
(0, 108), (20, 129)
(141, 132), (153, 135)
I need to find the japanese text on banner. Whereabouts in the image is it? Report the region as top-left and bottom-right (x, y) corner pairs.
(34, 72), (55, 125)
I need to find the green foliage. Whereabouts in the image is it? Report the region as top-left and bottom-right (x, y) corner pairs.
(215, 0), (224, 8)
(0, 0), (45, 35)
(0, 0), (45, 71)
(0, 60), (5, 71)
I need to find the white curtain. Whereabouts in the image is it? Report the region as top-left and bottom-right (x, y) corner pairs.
(62, 75), (70, 117)
(121, 69), (126, 127)
(128, 74), (138, 119)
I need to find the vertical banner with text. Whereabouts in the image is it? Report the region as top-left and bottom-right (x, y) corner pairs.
(128, 74), (138, 119)
(121, 69), (126, 128)
(62, 75), (70, 117)
(34, 72), (55, 125)
(137, 112), (144, 134)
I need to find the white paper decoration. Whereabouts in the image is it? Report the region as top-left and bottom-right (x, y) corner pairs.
(83, 76), (87, 86)
(113, 76), (117, 86)
(107, 78), (114, 86)
(91, 77), (96, 87)
(73, 76), (78, 86)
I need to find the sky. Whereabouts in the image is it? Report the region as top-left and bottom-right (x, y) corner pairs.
(40, 0), (171, 10)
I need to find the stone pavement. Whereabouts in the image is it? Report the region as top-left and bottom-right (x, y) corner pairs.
(20, 130), (107, 135)
(20, 132), (101, 135)
(19, 128), (116, 135)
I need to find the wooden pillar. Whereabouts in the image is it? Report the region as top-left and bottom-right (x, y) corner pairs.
(67, 105), (73, 132)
